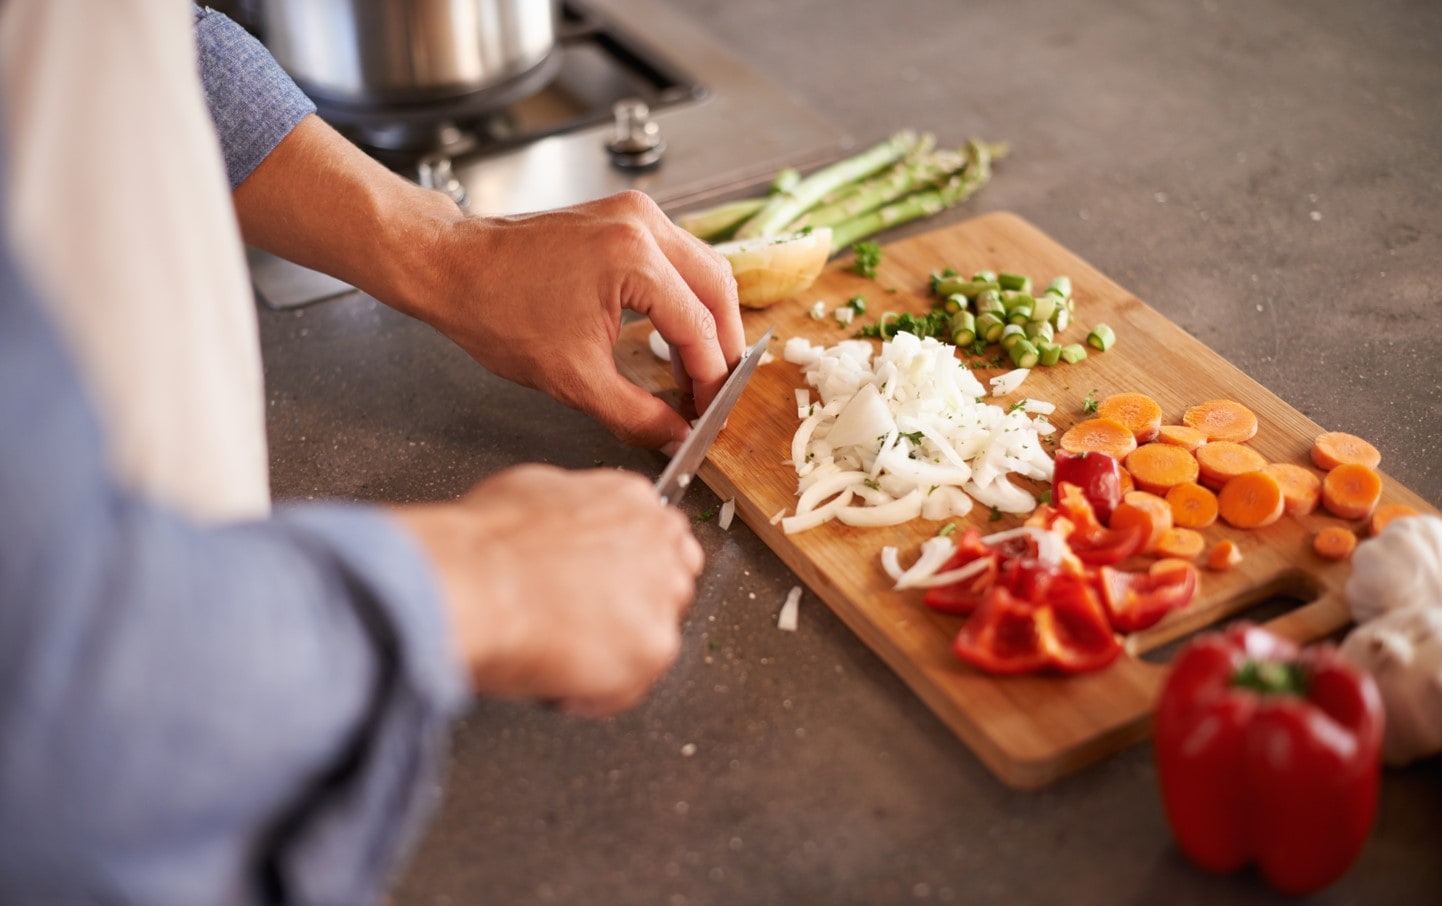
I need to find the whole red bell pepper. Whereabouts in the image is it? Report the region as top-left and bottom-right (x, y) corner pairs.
(1153, 623), (1384, 896)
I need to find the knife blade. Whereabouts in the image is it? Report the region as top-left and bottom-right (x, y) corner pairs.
(655, 327), (774, 506)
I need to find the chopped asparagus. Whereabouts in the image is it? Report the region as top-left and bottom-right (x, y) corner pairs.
(1087, 323), (1117, 351)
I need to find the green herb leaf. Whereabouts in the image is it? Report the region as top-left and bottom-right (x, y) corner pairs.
(850, 241), (883, 279)
(1083, 389), (1100, 414)
(989, 506), (1003, 522)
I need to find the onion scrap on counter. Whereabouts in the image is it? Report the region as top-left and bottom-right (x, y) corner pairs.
(779, 332), (1056, 534)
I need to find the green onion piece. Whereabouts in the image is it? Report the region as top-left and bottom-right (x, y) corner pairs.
(976, 312), (1006, 342)
(1025, 320), (1055, 343)
(1030, 293), (1057, 324)
(997, 272), (1032, 293)
(1052, 305), (1071, 332)
(975, 289), (1006, 316)
(1008, 338), (1040, 368)
(999, 323), (1027, 350)
(1087, 323), (1117, 351)
(949, 310), (977, 346)
(934, 276), (999, 299)
(1059, 343), (1089, 364)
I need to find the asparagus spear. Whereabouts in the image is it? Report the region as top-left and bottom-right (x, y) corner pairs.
(826, 140), (1006, 253)
(675, 198), (767, 242)
(673, 166), (805, 242)
(814, 133), (936, 210)
(733, 130), (920, 240)
(801, 148), (966, 229)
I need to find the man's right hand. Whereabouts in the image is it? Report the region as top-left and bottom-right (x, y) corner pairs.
(392, 464), (701, 717)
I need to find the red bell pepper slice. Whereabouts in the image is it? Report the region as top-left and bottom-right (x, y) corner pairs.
(1095, 560), (1198, 632)
(1153, 623), (1384, 896)
(921, 528), (998, 615)
(953, 573), (1121, 675)
(1053, 450), (1124, 523)
(1048, 481), (1144, 565)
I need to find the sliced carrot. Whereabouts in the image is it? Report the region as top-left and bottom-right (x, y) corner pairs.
(1125, 443), (1201, 494)
(1217, 470), (1285, 528)
(1207, 539), (1243, 571)
(1110, 490), (1173, 553)
(1155, 527), (1206, 560)
(1097, 392), (1164, 443)
(1263, 462), (1322, 517)
(1369, 503), (1421, 537)
(1058, 417), (1139, 460)
(1313, 526), (1358, 561)
(1150, 557), (1196, 578)
(1183, 399), (1259, 443)
(1321, 462), (1383, 521)
(1194, 441), (1268, 489)
(1311, 431), (1381, 471)
(1157, 424), (1208, 451)
(1118, 466), (1135, 496)
(1164, 481), (1219, 529)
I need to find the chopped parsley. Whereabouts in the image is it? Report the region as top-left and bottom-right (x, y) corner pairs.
(850, 241), (883, 279)
(989, 506), (1003, 522)
(1083, 388), (1100, 414)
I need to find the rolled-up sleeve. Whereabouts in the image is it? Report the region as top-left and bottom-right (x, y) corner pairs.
(0, 201), (467, 902)
(193, 5), (316, 188)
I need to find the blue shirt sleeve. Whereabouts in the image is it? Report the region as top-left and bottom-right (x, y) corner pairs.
(0, 163), (467, 904)
(194, 5), (317, 188)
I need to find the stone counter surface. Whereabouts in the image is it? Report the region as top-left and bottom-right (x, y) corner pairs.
(257, 0), (1442, 903)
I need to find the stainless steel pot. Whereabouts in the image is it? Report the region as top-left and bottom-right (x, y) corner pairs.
(260, 0), (558, 113)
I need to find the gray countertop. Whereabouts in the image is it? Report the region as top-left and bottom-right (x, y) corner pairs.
(256, 0), (1442, 903)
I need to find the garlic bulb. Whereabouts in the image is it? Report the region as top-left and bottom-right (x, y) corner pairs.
(1344, 514), (1442, 624)
(1340, 604), (1442, 766)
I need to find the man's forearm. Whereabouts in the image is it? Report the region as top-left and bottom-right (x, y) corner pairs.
(232, 113), (463, 319)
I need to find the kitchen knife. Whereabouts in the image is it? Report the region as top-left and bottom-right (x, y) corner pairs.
(655, 327), (774, 506)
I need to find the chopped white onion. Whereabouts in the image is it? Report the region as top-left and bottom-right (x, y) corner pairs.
(778, 586), (802, 631)
(893, 535), (959, 589)
(777, 333), (1055, 533)
(795, 388), (811, 419)
(648, 329), (671, 362)
(988, 368), (1030, 396)
(718, 498), (736, 531)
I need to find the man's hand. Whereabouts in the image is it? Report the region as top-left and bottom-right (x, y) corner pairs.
(233, 116), (743, 451)
(392, 465), (701, 716)
(420, 191), (744, 451)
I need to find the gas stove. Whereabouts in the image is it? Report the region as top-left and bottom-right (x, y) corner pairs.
(248, 0), (848, 310)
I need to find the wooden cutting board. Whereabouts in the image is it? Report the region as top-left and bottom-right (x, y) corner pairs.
(614, 212), (1439, 789)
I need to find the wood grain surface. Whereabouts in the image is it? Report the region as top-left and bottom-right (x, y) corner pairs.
(614, 212), (1439, 789)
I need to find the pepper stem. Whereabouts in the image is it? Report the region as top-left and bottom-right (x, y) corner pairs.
(1231, 660), (1309, 696)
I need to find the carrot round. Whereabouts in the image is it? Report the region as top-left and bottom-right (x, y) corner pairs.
(1207, 539), (1243, 571)
(1313, 526), (1358, 561)
(1183, 399), (1259, 443)
(1217, 470), (1285, 528)
(1164, 481), (1219, 529)
(1321, 462), (1383, 521)
(1155, 527), (1206, 560)
(1311, 431), (1381, 471)
(1059, 417), (1139, 460)
(1157, 425), (1208, 451)
(1369, 503), (1421, 537)
(1125, 443), (1200, 494)
(1110, 490), (1173, 553)
(1097, 393), (1164, 443)
(1262, 462), (1322, 517)
(1194, 441), (1268, 489)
